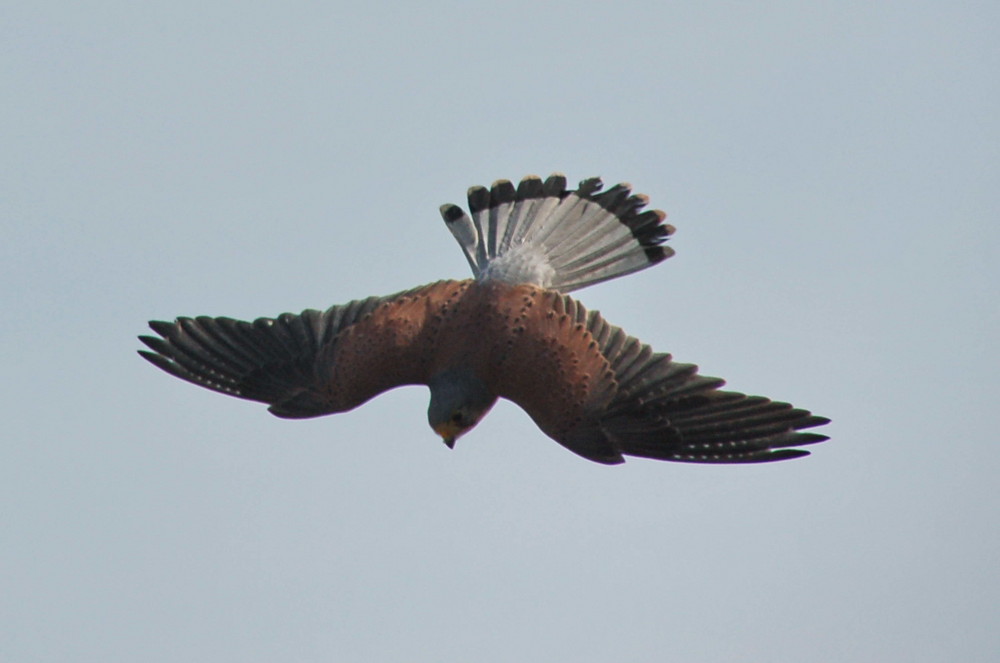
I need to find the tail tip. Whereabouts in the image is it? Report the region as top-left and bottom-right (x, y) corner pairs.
(440, 203), (465, 223)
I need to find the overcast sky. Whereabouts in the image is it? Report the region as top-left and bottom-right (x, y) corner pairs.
(3, 2), (998, 661)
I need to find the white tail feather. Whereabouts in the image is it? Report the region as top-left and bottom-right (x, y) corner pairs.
(440, 174), (674, 293)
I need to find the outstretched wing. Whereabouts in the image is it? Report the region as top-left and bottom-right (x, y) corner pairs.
(523, 295), (829, 465)
(138, 281), (467, 418)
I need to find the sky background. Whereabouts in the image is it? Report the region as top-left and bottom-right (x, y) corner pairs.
(3, 2), (998, 661)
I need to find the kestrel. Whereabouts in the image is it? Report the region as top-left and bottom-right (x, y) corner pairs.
(139, 174), (829, 464)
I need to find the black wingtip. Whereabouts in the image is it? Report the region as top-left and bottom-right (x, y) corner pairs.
(765, 448), (812, 462)
(794, 415), (831, 431)
(137, 348), (185, 378)
(138, 335), (176, 359)
(792, 432), (830, 445)
(148, 319), (177, 337)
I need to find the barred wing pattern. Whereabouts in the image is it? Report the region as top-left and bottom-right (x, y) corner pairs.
(547, 295), (829, 464)
(139, 293), (397, 418)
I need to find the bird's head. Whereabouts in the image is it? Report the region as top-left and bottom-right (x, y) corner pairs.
(427, 368), (498, 449)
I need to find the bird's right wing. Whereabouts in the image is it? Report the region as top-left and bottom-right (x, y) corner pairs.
(138, 281), (464, 418)
(524, 294), (830, 465)
(581, 308), (830, 464)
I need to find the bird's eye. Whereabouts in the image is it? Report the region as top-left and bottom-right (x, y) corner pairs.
(451, 411), (464, 425)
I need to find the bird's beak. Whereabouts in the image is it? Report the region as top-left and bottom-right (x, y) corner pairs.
(434, 422), (460, 449)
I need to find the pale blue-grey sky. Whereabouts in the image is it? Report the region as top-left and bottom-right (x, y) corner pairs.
(3, 2), (997, 661)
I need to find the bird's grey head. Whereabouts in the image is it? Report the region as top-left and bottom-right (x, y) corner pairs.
(427, 368), (498, 449)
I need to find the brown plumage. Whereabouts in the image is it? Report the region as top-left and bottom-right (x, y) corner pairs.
(139, 174), (829, 464)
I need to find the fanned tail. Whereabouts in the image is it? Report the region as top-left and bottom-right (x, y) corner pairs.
(440, 174), (675, 293)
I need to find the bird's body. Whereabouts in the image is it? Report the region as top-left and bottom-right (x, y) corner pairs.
(140, 174), (829, 464)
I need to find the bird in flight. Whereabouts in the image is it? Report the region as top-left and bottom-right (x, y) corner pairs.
(139, 174), (829, 464)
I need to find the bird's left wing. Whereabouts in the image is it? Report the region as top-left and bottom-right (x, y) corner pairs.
(138, 281), (464, 418)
